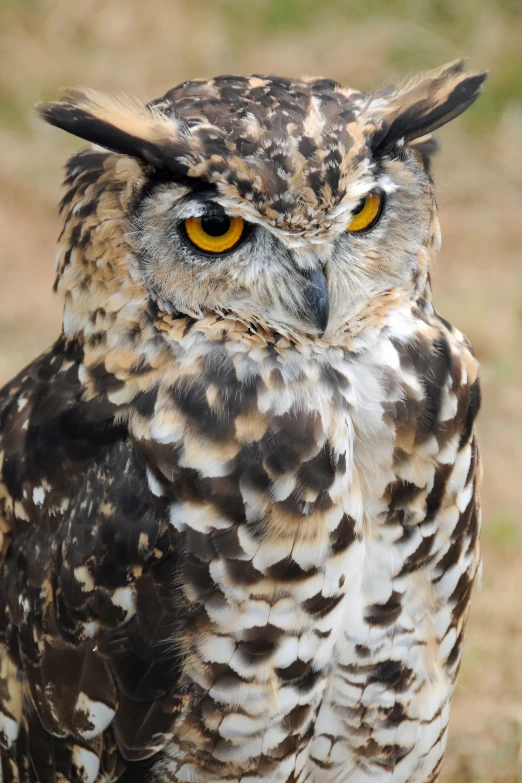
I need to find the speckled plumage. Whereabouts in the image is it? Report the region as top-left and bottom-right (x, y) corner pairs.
(1, 61), (485, 782)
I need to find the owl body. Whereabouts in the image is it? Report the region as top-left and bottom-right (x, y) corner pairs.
(147, 310), (479, 783)
(0, 64), (484, 782)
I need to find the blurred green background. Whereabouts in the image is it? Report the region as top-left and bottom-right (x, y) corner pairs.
(0, 1), (521, 780)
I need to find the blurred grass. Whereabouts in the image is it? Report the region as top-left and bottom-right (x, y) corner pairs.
(484, 510), (521, 551)
(0, 1), (521, 780)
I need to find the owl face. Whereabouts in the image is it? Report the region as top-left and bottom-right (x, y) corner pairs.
(41, 62), (485, 340)
(130, 147), (432, 336)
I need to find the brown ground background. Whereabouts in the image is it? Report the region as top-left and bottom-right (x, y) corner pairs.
(0, 1), (521, 780)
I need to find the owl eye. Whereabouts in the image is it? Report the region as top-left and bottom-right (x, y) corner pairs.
(346, 192), (384, 233)
(183, 214), (245, 254)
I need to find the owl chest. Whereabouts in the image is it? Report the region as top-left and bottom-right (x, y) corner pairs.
(163, 342), (396, 589)
(155, 340), (404, 775)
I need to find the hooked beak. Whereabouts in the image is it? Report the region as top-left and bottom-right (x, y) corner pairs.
(302, 267), (329, 336)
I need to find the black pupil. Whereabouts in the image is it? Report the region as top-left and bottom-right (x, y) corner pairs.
(201, 215), (231, 237)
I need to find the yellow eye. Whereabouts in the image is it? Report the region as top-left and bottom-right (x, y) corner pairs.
(346, 192), (384, 233)
(183, 214), (245, 254)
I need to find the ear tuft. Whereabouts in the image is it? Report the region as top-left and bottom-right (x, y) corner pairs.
(370, 59), (487, 156)
(38, 89), (181, 169)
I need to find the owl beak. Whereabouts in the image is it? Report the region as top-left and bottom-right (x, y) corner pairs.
(302, 267), (329, 336)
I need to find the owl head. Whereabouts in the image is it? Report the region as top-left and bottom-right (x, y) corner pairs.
(41, 61), (486, 343)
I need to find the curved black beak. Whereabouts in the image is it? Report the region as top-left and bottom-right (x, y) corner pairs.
(302, 267), (329, 336)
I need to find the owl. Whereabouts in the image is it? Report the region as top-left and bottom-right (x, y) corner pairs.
(0, 59), (485, 783)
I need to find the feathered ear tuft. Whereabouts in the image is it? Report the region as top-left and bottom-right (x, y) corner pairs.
(38, 88), (184, 170)
(370, 59), (487, 156)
